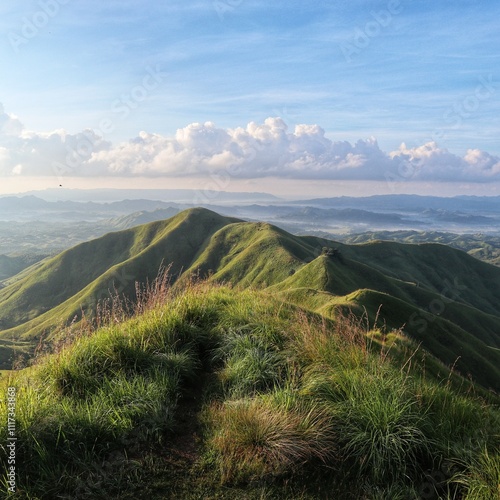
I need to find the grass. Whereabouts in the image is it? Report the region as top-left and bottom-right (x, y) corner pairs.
(204, 396), (336, 483)
(453, 448), (500, 499)
(214, 323), (287, 396)
(0, 275), (499, 498)
(292, 313), (429, 484)
(0, 207), (499, 397)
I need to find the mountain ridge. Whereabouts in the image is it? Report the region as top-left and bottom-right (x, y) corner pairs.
(0, 207), (499, 391)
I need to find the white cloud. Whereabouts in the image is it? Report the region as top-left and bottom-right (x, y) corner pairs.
(0, 105), (112, 177)
(463, 149), (500, 177)
(1, 105), (499, 183)
(390, 142), (500, 181)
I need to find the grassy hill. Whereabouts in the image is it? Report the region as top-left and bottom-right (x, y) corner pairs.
(0, 208), (499, 393)
(0, 209), (236, 330)
(0, 283), (498, 498)
(336, 230), (500, 267)
(104, 207), (180, 230)
(0, 254), (47, 282)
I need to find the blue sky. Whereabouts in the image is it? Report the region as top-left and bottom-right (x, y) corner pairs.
(0, 0), (499, 197)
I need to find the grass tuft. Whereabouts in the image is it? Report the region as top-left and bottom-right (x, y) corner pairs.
(205, 396), (336, 483)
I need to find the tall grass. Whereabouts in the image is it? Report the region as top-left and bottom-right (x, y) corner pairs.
(204, 396), (336, 483)
(0, 277), (498, 498)
(453, 448), (500, 499)
(213, 324), (287, 396)
(289, 312), (428, 484)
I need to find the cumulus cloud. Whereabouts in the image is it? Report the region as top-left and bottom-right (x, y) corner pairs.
(0, 104), (111, 177)
(390, 142), (500, 182)
(1, 105), (499, 183)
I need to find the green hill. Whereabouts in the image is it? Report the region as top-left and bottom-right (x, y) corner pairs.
(336, 230), (500, 266)
(1, 283), (499, 499)
(0, 208), (499, 392)
(104, 207), (180, 230)
(0, 208), (236, 331)
(0, 253), (46, 282)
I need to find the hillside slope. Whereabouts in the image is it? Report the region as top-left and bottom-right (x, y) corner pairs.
(0, 209), (236, 331)
(2, 284), (498, 499)
(0, 208), (499, 391)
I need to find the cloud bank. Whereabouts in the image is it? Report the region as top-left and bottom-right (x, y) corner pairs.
(1, 106), (499, 182)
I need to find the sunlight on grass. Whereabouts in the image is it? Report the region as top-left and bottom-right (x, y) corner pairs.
(0, 277), (498, 498)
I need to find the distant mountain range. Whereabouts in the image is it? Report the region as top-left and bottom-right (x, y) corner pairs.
(2, 193), (499, 230)
(4, 188), (280, 203)
(0, 208), (499, 393)
(1, 192), (499, 289)
(0, 194), (181, 216)
(291, 194), (500, 212)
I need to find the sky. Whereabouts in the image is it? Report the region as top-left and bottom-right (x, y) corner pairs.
(0, 0), (500, 198)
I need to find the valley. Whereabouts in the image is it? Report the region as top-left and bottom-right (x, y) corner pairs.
(1, 191), (500, 284)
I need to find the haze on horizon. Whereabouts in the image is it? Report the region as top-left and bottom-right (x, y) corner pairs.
(1, 1), (500, 198)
